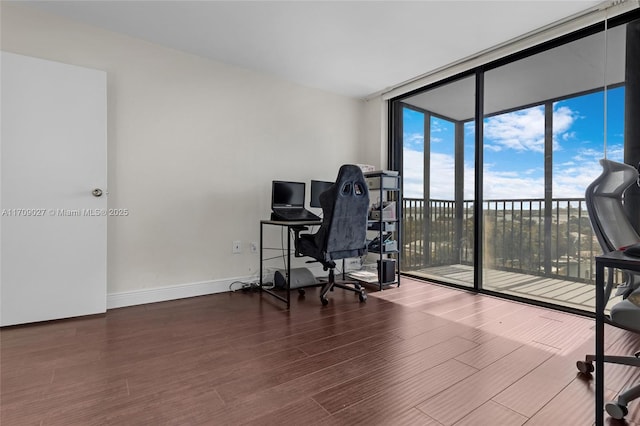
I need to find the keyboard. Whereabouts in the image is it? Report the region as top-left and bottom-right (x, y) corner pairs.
(271, 209), (320, 221)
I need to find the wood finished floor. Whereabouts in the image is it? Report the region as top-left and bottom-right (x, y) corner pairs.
(2, 277), (639, 425)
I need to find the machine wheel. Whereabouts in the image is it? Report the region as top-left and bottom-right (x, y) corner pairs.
(321, 297), (329, 306)
(605, 401), (628, 419)
(359, 290), (367, 302)
(576, 360), (594, 374)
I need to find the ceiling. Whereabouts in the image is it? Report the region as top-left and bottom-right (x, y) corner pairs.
(403, 23), (627, 120)
(18, 0), (606, 99)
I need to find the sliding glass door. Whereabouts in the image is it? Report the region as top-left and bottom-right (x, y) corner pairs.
(480, 25), (626, 310)
(400, 76), (476, 288)
(392, 14), (638, 312)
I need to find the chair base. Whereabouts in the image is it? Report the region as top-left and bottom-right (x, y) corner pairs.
(606, 384), (640, 419)
(577, 354), (640, 371)
(577, 353), (640, 419)
(318, 269), (366, 306)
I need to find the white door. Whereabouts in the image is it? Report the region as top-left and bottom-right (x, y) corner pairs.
(1, 52), (107, 326)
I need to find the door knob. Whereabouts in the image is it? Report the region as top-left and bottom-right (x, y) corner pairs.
(92, 188), (103, 197)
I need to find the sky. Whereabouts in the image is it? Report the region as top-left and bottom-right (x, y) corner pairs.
(402, 86), (626, 200)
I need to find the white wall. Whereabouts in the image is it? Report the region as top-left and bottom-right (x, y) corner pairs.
(359, 96), (387, 168)
(1, 4), (380, 306)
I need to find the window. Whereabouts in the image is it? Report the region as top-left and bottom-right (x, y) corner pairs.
(400, 75), (476, 288)
(391, 14), (638, 313)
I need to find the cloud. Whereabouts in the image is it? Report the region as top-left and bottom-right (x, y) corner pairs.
(483, 105), (577, 154)
(482, 168), (544, 199)
(431, 118), (447, 133)
(402, 103), (620, 200)
(430, 152), (455, 199)
(570, 144), (622, 165)
(403, 132), (424, 150)
(552, 143), (624, 197)
(404, 146), (602, 200)
(402, 148), (425, 199)
(553, 166), (601, 198)
(553, 106), (575, 134)
(403, 148), (455, 199)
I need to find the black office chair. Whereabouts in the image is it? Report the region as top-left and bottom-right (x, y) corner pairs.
(295, 164), (369, 306)
(577, 158), (640, 420)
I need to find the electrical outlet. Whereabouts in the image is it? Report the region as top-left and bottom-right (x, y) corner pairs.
(232, 240), (242, 254)
(250, 242), (258, 254)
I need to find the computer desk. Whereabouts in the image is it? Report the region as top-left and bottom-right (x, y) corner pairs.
(594, 250), (640, 426)
(259, 219), (322, 309)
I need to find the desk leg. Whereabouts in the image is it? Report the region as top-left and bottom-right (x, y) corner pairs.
(595, 261), (605, 426)
(286, 226), (291, 309)
(259, 222), (291, 307)
(259, 223), (264, 290)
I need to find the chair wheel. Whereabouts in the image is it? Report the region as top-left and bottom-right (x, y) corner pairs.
(321, 297), (329, 306)
(298, 288), (305, 296)
(605, 401), (628, 419)
(576, 360), (594, 374)
(359, 290), (367, 302)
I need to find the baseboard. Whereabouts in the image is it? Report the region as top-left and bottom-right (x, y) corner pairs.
(106, 276), (254, 309)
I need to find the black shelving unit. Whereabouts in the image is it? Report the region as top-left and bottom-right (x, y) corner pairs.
(364, 170), (401, 291)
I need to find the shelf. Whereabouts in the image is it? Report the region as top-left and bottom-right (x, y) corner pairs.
(347, 271), (398, 287)
(347, 270), (378, 283)
(367, 223), (397, 234)
(364, 170), (400, 192)
(365, 170), (401, 291)
(368, 249), (399, 255)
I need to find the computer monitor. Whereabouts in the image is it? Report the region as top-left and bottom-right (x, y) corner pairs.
(272, 181), (305, 208)
(310, 180), (333, 208)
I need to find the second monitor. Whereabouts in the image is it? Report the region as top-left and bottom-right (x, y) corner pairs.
(310, 180), (334, 208)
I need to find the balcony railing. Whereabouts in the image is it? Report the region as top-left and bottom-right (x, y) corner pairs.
(402, 197), (601, 284)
